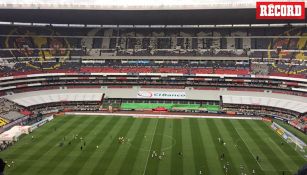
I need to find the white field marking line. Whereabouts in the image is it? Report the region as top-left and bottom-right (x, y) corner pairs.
(142, 119), (158, 175)
(65, 112), (262, 120)
(266, 138), (303, 171)
(268, 127), (307, 161)
(267, 137), (307, 161)
(233, 126), (265, 171)
(235, 128), (265, 132)
(126, 133), (176, 152)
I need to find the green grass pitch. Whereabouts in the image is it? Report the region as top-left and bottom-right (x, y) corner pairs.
(0, 115), (306, 175)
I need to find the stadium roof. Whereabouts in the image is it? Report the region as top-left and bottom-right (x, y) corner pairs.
(0, 0), (267, 10)
(0, 0), (306, 25)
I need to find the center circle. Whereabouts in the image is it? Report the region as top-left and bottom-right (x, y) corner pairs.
(127, 133), (176, 152)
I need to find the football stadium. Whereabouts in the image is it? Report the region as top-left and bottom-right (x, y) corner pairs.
(0, 0), (306, 174)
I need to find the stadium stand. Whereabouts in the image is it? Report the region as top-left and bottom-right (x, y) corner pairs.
(0, 2), (306, 174)
(0, 118), (8, 127)
(0, 24), (306, 133)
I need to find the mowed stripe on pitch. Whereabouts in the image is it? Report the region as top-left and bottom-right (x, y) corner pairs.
(1, 117), (73, 162)
(233, 120), (276, 174)
(116, 118), (151, 175)
(47, 116), (108, 175)
(32, 116), (97, 174)
(156, 119), (174, 175)
(244, 120), (294, 174)
(89, 117), (136, 174)
(9, 116), (84, 173)
(216, 119), (251, 173)
(181, 119), (197, 175)
(1, 116), (305, 175)
(207, 119), (240, 175)
(255, 121), (306, 171)
(239, 120), (289, 174)
(34, 117), (98, 174)
(189, 119), (209, 175)
(144, 119), (166, 175)
(223, 119), (265, 175)
(129, 119), (159, 175)
(198, 119), (225, 175)
(58, 116), (113, 175)
(103, 118), (143, 175)
(69, 117), (121, 175)
(74, 117), (124, 175)
(1, 117), (74, 175)
(170, 119), (183, 175)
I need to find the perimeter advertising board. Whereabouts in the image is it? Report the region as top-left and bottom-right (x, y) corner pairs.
(271, 122), (306, 149)
(137, 91), (186, 99)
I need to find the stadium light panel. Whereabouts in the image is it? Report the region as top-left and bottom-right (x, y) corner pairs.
(13, 22), (31, 26)
(86, 24), (101, 28)
(182, 25), (199, 28)
(150, 25), (165, 28)
(199, 25), (215, 28)
(51, 23), (69, 27)
(269, 23), (288, 27)
(33, 23), (50, 26)
(68, 24), (85, 27)
(250, 24), (269, 27)
(232, 24), (250, 27)
(215, 24), (232, 28)
(0, 21), (12, 25)
(134, 25), (150, 28)
(166, 25), (181, 28)
(102, 25), (117, 28)
(118, 25), (134, 28)
(1, 22), (305, 28)
(291, 23), (307, 27)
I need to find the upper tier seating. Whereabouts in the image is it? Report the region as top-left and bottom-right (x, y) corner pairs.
(0, 26), (306, 78)
(0, 26), (306, 58)
(0, 60), (253, 76)
(0, 59), (306, 78)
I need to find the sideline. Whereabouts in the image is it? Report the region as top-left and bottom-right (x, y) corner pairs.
(64, 112), (262, 120)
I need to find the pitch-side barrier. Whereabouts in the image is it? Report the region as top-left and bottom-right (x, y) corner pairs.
(271, 122), (307, 158)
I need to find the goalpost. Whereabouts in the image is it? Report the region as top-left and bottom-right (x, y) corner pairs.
(271, 122), (307, 158)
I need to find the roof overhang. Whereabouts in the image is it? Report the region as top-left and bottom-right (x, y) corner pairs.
(0, 8), (306, 25)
